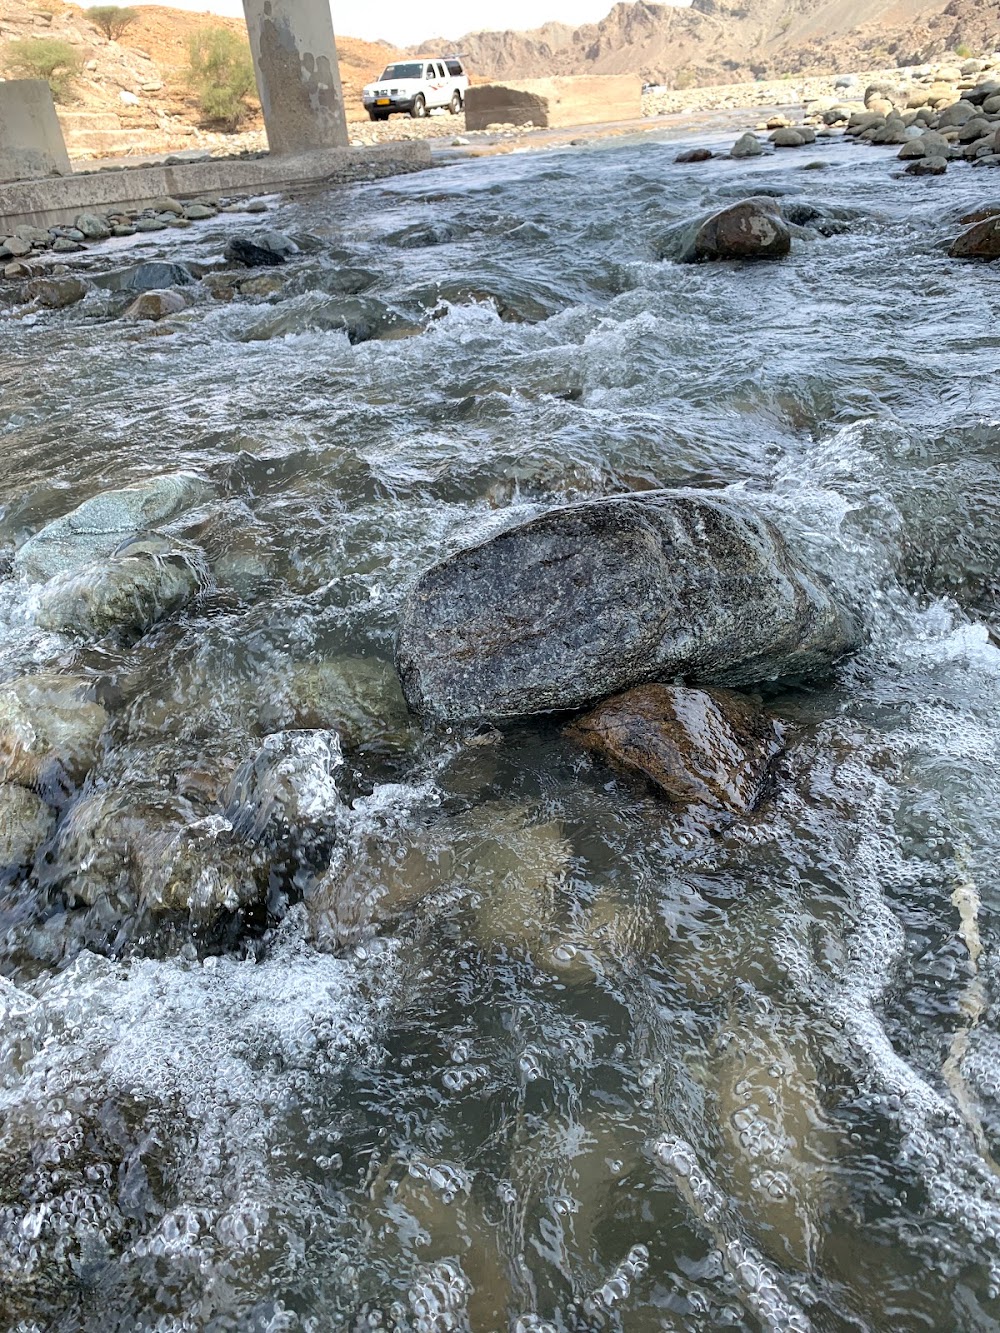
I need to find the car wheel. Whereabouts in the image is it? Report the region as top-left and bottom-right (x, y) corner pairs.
(449, 91), (462, 114)
(410, 94), (427, 119)
(368, 110), (382, 121)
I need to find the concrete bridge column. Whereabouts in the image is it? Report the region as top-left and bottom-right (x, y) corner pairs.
(0, 80), (72, 184)
(241, 0), (348, 156)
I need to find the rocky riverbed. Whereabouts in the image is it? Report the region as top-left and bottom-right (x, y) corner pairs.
(2, 117), (1000, 1331)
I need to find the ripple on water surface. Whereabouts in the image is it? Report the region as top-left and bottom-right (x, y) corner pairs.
(1, 135), (1000, 1330)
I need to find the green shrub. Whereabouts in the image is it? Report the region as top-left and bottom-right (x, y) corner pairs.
(87, 6), (138, 41)
(186, 27), (256, 130)
(955, 42), (974, 58)
(1, 36), (80, 101)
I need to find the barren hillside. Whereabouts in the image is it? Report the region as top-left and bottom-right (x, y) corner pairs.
(416, 0), (1000, 86)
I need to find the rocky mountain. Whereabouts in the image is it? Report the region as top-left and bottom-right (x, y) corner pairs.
(415, 0), (1000, 87)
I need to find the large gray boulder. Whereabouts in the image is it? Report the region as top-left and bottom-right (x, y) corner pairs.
(15, 472), (211, 581)
(396, 491), (854, 722)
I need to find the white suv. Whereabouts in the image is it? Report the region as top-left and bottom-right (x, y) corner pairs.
(362, 58), (468, 121)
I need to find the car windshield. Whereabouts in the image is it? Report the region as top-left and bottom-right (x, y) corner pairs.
(379, 63), (423, 80)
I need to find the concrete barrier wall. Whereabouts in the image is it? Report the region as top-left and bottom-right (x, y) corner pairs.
(0, 80), (72, 184)
(0, 140), (431, 231)
(465, 76), (641, 131)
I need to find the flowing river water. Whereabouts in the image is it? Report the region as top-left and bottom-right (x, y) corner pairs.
(1, 128), (1000, 1331)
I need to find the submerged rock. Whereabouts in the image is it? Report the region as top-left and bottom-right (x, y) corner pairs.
(396, 491), (853, 722)
(675, 147), (714, 163)
(15, 471), (210, 581)
(35, 536), (207, 638)
(0, 782), (55, 866)
(567, 684), (783, 817)
(223, 729), (343, 844)
(241, 295), (418, 345)
(53, 791), (268, 916)
(0, 673), (108, 790)
(308, 798), (569, 950)
(263, 655), (412, 751)
(949, 217), (1000, 259)
(676, 198), (792, 263)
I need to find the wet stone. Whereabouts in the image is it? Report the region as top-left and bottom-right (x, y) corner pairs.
(731, 132), (765, 158)
(224, 235), (287, 268)
(15, 471), (211, 581)
(675, 197), (792, 262)
(241, 296), (417, 345)
(567, 683), (784, 817)
(0, 673), (108, 791)
(92, 261), (196, 293)
(15, 225), (51, 247)
(26, 276), (88, 309)
(0, 782), (55, 867)
(396, 490), (854, 722)
(949, 217), (1000, 258)
(905, 155), (949, 175)
(35, 536), (207, 638)
(123, 288), (190, 321)
(53, 790), (269, 916)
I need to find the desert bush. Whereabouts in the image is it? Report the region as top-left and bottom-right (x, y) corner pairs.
(1, 36), (80, 101)
(186, 27), (256, 130)
(87, 6), (138, 41)
(955, 42), (974, 58)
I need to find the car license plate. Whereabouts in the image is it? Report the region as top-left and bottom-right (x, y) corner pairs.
(376, 98), (390, 105)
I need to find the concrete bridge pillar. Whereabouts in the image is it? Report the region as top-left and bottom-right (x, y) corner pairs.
(0, 80), (71, 184)
(241, 0), (349, 155)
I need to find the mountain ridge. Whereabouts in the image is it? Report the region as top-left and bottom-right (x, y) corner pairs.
(412, 0), (1000, 87)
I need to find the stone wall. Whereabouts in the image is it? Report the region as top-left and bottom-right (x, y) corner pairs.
(464, 76), (642, 131)
(0, 80), (72, 184)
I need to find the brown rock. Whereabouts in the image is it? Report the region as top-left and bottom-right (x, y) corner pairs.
(959, 204), (1000, 223)
(0, 673), (109, 791)
(567, 683), (783, 817)
(675, 147), (713, 163)
(949, 216), (1000, 258)
(26, 276), (88, 309)
(0, 783), (54, 866)
(123, 288), (189, 321)
(678, 197), (791, 263)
